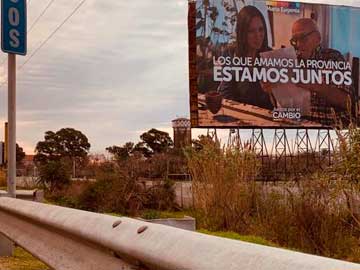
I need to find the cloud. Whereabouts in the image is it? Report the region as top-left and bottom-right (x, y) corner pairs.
(0, 0), (191, 153)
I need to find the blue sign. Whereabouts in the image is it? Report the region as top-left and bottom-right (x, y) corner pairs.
(1, 0), (27, 55)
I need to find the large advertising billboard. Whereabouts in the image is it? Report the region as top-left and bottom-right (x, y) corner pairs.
(188, 0), (360, 128)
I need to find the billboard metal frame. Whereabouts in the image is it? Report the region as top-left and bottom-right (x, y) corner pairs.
(205, 127), (337, 181)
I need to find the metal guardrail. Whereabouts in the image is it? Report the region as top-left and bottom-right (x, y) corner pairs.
(0, 198), (360, 270)
(0, 189), (44, 202)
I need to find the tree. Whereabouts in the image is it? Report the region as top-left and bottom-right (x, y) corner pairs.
(37, 160), (71, 192)
(138, 129), (173, 156)
(192, 135), (218, 151)
(133, 142), (153, 158)
(34, 128), (91, 164)
(34, 128), (90, 186)
(34, 131), (62, 163)
(16, 143), (26, 166)
(106, 142), (134, 161)
(0, 143), (26, 167)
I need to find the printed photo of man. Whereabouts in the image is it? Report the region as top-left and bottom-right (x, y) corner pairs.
(290, 18), (355, 126)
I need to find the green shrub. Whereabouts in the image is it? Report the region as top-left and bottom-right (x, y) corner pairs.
(141, 210), (185, 220)
(141, 209), (161, 220)
(37, 160), (71, 192)
(198, 229), (276, 247)
(143, 179), (176, 210)
(78, 168), (143, 215)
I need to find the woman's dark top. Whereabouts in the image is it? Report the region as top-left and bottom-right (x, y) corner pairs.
(217, 48), (274, 110)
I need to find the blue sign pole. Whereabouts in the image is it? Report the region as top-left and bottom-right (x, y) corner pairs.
(1, 0), (27, 199)
(1, 0), (27, 55)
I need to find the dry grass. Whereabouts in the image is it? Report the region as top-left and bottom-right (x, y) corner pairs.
(186, 138), (360, 262)
(0, 247), (49, 270)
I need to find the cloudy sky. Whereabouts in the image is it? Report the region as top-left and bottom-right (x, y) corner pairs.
(0, 0), (192, 154)
(0, 0), (359, 154)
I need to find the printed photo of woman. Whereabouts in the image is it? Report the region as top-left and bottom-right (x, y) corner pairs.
(218, 5), (274, 110)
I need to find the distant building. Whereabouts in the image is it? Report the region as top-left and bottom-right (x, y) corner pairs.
(88, 154), (107, 164)
(0, 142), (3, 166)
(172, 118), (191, 149)
(19, 155), (37, 177)
(23, 155), (35, 167)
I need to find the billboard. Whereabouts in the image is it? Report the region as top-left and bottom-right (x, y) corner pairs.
(188, 0), (360, 128)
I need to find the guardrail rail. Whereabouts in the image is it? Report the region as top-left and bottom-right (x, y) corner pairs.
(0, 197), (359, 270)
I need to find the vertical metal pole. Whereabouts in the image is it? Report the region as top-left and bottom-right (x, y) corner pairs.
(4, 122), (8, 164)
(305, 129), (309, 170)
(284, 129), (287, 177)
(327, 130), (332, 166)
(203, 1), (208, 38)
(7, 54), (16, 198)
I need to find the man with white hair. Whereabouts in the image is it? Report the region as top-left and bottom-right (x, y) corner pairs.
(290, 18), (355, 126)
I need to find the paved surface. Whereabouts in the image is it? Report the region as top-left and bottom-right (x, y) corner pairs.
(0, 260), (9, 270)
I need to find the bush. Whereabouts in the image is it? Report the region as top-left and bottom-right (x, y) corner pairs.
(77, 161), (177, 215)
(78, 164), (144, 215)
(45, 181), (91, 209)
(143, 179), (176, 210)
(37, 160), (71, 192)
(254, 177), (360, 260)
(141, 209), (161, 220)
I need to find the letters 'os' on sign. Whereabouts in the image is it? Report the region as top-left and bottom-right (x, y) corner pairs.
(1, 0), (27, 55)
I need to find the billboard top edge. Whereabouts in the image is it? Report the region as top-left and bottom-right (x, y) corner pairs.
(190, 0), (360, 9)
(272, 0), (360, 8)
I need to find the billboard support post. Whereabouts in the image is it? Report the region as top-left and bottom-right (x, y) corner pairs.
(295, 129), (314, 174)
(207, 128), (218, 141)
(316, 130), (334, 168)
(203, 127), (338, 181)
(272, 129), (292, 178)
(251, 129), (269, 178)
(7, 54), (16, 198)
(227, 129), (243, 150)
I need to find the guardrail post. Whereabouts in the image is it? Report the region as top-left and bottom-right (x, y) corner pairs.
(0, 234), (14, 256)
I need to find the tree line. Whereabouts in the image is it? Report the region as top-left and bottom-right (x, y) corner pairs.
(31, 127), (180, 191)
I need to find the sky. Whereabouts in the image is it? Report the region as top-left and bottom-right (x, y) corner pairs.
(0, 0), (359, 155)
(0, 0), (192, 154)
